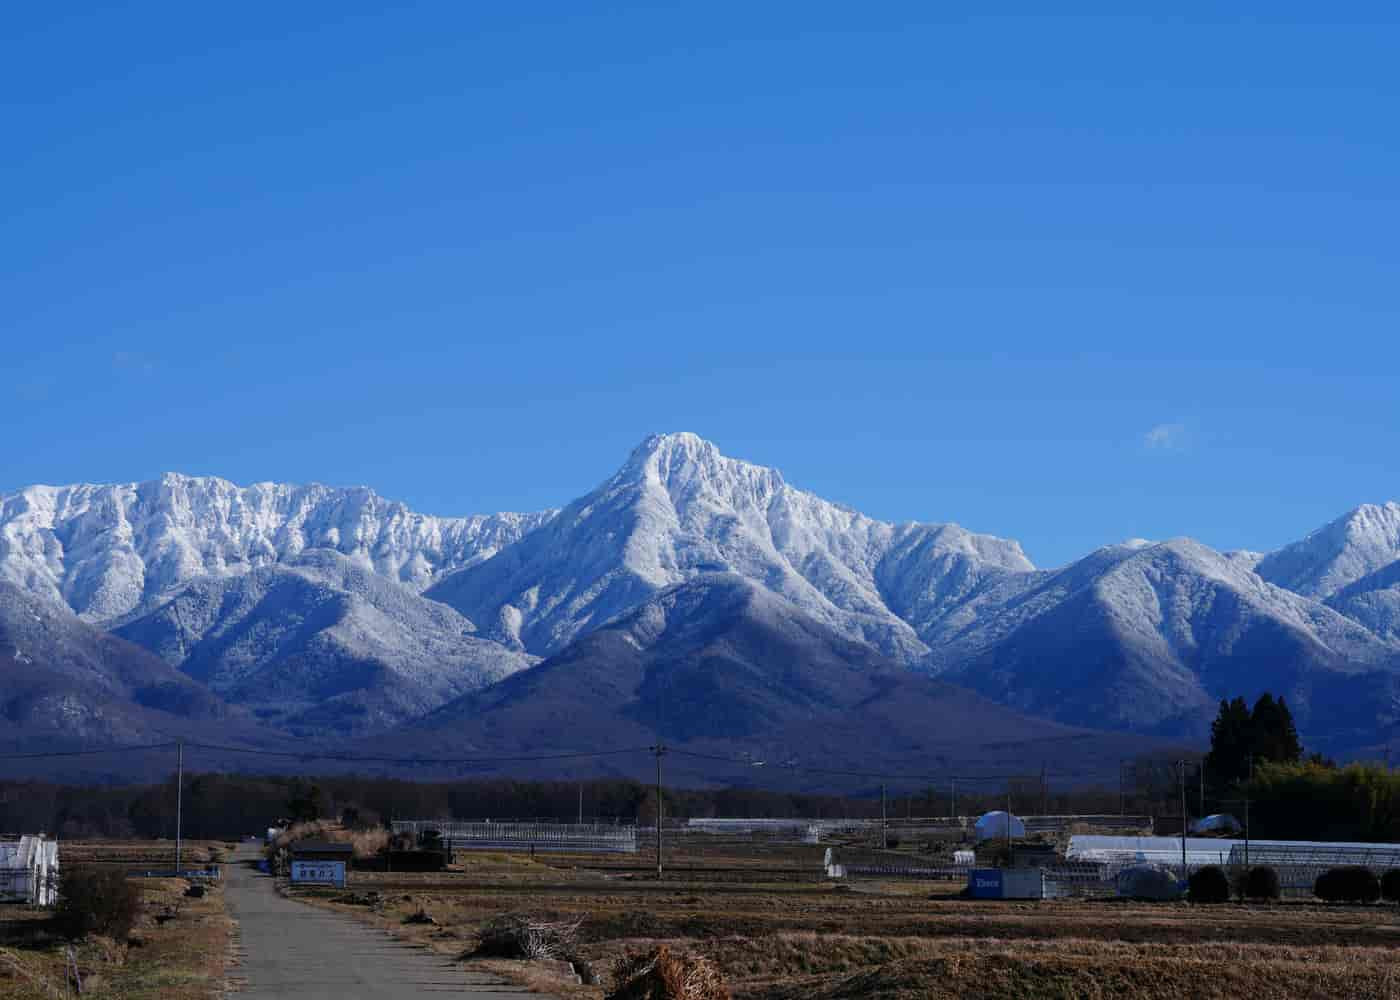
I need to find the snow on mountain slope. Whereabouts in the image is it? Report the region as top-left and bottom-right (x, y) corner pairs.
(0, 581), (257, 747)
(1256, 503), (1400, 599)
(426, 433), (1032, 661)
(396, 574), (1150, 784)
(1329, 560), (1400, 641)
(0, 474), (555, 622)
(926, 537), (1400, 742)
(113, 550), (533, 737)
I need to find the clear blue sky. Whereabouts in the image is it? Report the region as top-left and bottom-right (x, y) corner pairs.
(3, 4), (1396, 568)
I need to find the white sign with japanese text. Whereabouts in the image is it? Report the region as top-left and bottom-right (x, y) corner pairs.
(290, 861), (346, 887)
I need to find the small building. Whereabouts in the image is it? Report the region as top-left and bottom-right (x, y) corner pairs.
(288, 840), (354, 863)
(968, 867), (1044, 899)
(0, 835), (59, 906)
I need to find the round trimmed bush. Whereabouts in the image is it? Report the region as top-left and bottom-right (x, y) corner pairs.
(1243, 866), (1281, 901)
(1315, 866), (1381, 903)
(1189, 865), (1231, 903)
(1381, 869), (1400, 902)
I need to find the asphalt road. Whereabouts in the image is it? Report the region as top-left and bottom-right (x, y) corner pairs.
(225, 844), (553, 998)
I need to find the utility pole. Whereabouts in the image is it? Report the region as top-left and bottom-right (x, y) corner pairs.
(1199, 759), (1205, 817)
(1244, 753), (1252, 868)
(1119, 760), (1125, 816)
(1040, 762), (1048, 816)
(175, 741), (184, 875)
(652, 744), (667, 879)
(950, 778), (956, 821)
(578, 783), (583, 826)
(1178, 759), (1188, 878)
(880, 784), (888, 850)
(1005, 782), (1013, 861)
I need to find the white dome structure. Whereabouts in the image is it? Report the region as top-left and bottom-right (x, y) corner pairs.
(973, 810), (1026, 842)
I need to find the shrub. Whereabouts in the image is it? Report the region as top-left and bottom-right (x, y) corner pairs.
(1188, 865), (1231, 903)
(1381, 869), (1400, 902)
(55, 868), (142, 940)
(1243, 866), (1281, 901)
(1315, 866), (1381, 903)
(607, 945), (731, 1000)
(474, 914), (583, 960)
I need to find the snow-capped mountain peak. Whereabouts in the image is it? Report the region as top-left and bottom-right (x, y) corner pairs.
(427, 432), (1034, 662)
(1256, 501), (1400, 599)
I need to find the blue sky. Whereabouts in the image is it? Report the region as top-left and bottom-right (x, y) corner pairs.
(3, 4), (1396, 568)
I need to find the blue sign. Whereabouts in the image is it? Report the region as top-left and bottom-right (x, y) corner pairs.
(969, 868), (1003, 899)
(290, 861), (346, 887)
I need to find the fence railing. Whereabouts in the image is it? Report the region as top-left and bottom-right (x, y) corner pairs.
(391, 821), (638, 854)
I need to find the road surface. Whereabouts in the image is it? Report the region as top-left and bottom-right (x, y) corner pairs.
(225, 844), (553, 998)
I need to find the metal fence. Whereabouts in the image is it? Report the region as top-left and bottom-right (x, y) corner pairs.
(391, 821), (638, 854)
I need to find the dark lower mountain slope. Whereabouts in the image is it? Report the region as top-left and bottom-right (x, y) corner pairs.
(0, 582), (273, 753)
(390, 575), (1153, 788)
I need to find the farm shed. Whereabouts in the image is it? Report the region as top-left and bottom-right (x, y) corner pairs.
(288, 841), (355, 863)
(0, 835), (59, 906)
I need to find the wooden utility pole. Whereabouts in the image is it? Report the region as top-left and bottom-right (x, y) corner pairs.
(175, 741), (184, 875)
(652, 745), (667, 878)
(1178, 759), (1188, 877)
(880, 784), (888, 849)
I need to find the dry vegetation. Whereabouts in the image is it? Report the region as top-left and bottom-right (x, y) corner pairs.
(0, 847), (234, 1000)
(285, 839), (1400, 999)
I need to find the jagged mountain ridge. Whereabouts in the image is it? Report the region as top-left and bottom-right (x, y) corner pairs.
(426, 432), (1033, 662)
(112, 550), (533, 738)
(0, 473), (556, 623)
(5, 434), (1400, 758)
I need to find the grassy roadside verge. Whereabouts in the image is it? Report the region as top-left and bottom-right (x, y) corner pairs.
(0, 873), (232, 1000)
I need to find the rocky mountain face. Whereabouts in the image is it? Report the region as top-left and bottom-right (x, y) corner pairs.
(113, 550), (533, 738)
(4, 434), (1400, 761)
(0, 473), (554, 623)
(426, 432), (1033, 663)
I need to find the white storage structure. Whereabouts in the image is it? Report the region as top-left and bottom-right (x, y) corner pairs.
(973, 811), (1026, 842)
(0, 836), (59, 906)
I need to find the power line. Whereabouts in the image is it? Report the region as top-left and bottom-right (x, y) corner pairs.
(182, 742), (655, 766)
(0, 742), (175, 760)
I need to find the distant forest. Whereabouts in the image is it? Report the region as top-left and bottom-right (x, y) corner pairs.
(3, 772), (1124, 841)
(6, 756), (1394, 843)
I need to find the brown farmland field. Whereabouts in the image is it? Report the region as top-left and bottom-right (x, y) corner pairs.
(292, 840), (1400, 999)
(0, 840), (234, 1000)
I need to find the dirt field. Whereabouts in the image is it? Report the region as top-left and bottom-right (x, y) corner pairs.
(0, 841), (234, 1000)
(289, 844), (1400, 999)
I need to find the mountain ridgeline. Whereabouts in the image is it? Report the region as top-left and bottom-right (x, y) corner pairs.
(3, 433), (1400, 774)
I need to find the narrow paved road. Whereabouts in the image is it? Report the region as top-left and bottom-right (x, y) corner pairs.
(225, 844), (552, 998)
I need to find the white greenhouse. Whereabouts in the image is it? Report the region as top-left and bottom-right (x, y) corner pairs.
(0, 836), (60, 907)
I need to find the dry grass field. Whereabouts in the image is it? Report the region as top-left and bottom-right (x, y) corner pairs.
(0, 841), (233, 1000)
(291, 841), (1400, 1000)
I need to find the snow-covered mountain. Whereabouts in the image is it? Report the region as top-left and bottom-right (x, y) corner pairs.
(922, 538), (1400, 745)
(1256, 503), (1400, 599)
(0, 474), (555, 623)
(6, 435), (1400, 759)
(113, 550), (533, 737)
(426, 432), (1032, 662)
(0, 581), (249, 748)
(395, 574), (1149, 785)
